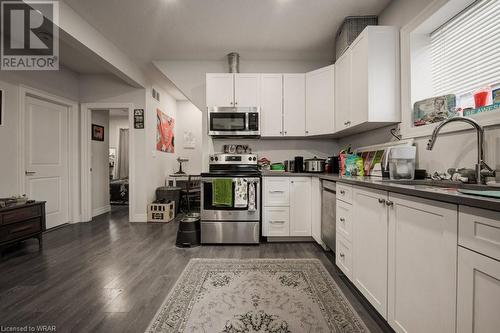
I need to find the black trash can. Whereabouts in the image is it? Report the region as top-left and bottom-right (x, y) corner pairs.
(156, 186), (181, 214)
(175, 216), (201, 248)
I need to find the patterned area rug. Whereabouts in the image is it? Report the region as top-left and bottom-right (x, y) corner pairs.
(146, 259), (368, 333)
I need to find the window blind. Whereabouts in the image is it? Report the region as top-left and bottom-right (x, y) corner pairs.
(430, 0), (500, 97)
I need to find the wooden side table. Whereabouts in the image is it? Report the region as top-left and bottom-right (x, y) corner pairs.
(0, 201), (46, 253)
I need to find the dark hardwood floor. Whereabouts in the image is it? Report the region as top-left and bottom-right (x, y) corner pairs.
(0, 206), (392, 332)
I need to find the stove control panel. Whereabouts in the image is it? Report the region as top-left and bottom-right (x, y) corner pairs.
(209, 153), (258, 165)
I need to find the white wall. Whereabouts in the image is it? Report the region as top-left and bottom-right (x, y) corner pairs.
(145, 85), (178, 208)
(155, 59), (334, 171)
(176, 101), (203, 174)
(0, 68), (80, 198)
(91, 110), (110, 215)
(338, 0), (500, 181)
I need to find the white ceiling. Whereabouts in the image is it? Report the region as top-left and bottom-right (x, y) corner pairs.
(62, 0), (391, 63)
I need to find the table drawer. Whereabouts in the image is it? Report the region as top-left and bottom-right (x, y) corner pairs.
(336, 183), (353, 204)
(336, 199), (353, 242)
(336, 234), (353, 280)
(1, 205), (42, 226)
(264, 207), (290, 237)
(264, 178), (290, 206)
(1, 218), (42, 243)
(459, 206), (500, 261)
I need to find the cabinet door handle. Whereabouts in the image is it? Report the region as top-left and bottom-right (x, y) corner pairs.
(305, 130), (309, 134)
(270, 220), (285, 224)
(386, 200), (394, 207)
(340, 190), (345, 194)
(340, 217), (345, 222)
(284, 131), (287, 135)
(270, 190), (284, 193)
(25, 171), (36, 175)
(235, 102), (238, 105)
(344, 121), (351, 126)
(339, 253), (345, 258)
(378, 198), (386, 204)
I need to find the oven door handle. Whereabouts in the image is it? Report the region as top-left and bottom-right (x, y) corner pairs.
(201, 178), (261, 183)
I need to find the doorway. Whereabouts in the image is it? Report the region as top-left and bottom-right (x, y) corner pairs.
(81, 103), (135, 222)
(21, 88), (79, 229)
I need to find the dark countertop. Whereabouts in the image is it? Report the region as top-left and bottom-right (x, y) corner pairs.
(261, 171), (500, 212)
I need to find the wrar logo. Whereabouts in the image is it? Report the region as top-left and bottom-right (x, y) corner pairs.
(1, 1), (59, 70)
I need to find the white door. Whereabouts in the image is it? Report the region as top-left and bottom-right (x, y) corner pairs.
(457, 247), (500, 333)
(290, 177), (311, 236)
(234, 74), (260, 107)
(206, 73), (234, 107)
(352, 186), (388, 318)
(25, 96), (69, 229)
(283, 74), (306, 136)
(260, 74), (283, 137)
(306, 65), (335, 136)
(334, 51), (351, 132)
(388, 193), (457, 333)
(350, 33), (368, 127)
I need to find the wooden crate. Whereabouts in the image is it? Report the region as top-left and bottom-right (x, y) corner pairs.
(148, 202), (175, 223)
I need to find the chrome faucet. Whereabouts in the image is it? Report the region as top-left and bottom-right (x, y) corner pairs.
(427, 117), (496, 184)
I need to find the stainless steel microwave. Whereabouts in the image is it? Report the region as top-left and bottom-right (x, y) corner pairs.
(208, 106), (260, 137)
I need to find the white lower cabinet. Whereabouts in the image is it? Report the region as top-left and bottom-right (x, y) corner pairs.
(289, 178), (311, 236)
(262, 177), (311, 238)
(387, 193), (457, 333)
(457, 246), (500, 333)
(264, 207), (290, 237)
(352, 186), (388, 318)
(336, 234), (353, 280)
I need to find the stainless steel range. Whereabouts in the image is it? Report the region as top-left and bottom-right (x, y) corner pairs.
(201, 153), (261, 244)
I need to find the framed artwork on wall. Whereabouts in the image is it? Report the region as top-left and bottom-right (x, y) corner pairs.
(92, 124), (105, 141)
(156, 108), (174, 153)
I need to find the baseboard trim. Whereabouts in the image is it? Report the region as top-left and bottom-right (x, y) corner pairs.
(266, 236), (315, 243)
(92, 205), (111, 217)
(131, 213), (147, 222)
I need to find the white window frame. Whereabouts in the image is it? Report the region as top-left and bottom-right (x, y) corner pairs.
(400, 0), (500, 139)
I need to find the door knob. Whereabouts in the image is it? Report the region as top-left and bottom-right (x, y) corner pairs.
(25, 171), (36, 175)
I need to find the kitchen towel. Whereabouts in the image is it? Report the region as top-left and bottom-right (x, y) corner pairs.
(248, 182), (256, 211)
(212, 178), (233, 207)
(234, 178), (248, 208)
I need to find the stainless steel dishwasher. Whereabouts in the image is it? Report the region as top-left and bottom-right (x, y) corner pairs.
(321, 180), (336, 252)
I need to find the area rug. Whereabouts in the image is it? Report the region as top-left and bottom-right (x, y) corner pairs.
(146, 258), (368, 333)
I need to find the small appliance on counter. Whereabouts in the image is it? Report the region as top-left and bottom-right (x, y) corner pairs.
(325, 156), (340, 174)
(294, 156), (304, 173)
(283, 160), (295, 172)
(387, 146), (417, 180)
(304, 156), (326, 173)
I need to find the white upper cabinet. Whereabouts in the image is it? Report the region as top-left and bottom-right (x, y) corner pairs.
(206, 73), (234, 107)
(206, 73), (260, 107)
(306, 64), (335, 136)
(234, 74), (260, 107)
(283, 74), (306, 136)
(335, 51), (351, 132)
(335, 26), (400, 134)
(260, 74), (283, 137)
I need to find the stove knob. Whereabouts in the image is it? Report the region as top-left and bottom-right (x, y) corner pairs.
(210, 156), (214, 161)
(248, 157), (252, 161)
(215, 157), (219, 161)
(253, 157), (257, 161)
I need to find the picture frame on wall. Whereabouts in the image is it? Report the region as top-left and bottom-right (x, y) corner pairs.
(0, 89), (4, 126)
(92, 124), (105, 141)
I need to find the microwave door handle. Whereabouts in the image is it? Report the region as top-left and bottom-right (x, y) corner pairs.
(245, 112), (249, 131)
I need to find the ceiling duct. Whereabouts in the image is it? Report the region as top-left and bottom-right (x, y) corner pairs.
(227, 52), (240, 73)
